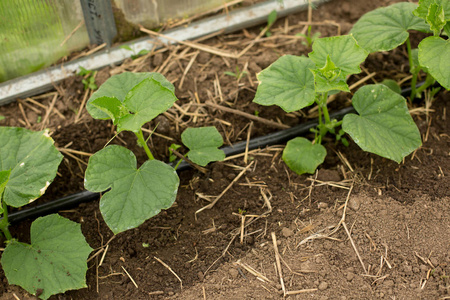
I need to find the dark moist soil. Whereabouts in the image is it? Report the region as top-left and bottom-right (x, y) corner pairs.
(0, 0), (449, 299)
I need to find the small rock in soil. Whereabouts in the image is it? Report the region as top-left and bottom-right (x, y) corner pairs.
(197, 52), (211, 64)
(248, 61), (261, 73)
(383, 280), (394, 288)
(197, 271), (204, 281)
(154, 115), (170, 134)
(281, 227), (294, 237)
(152, 53), (163, 67)
(318, 281), (328, 290)
(228, 268), (239, 279)
(300, 260), (316, 272)
(346, 272), (354, 281)
(348, 196), (361, 211)
(317, 169), (341, 182)
(318, 202), (328, 209)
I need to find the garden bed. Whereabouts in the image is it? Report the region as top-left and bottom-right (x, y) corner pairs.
(0, 0), (449, 299)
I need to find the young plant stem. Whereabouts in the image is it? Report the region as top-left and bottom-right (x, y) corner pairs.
(320, 94), (331, 125)
(316, 104), (322, 144)
(0, 199), (13, 241)
(135, 129), (155, 160)
(405, 37), (418, 100)
(414, 73), (436, 97)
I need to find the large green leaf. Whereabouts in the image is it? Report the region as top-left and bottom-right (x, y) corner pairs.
(282, 137), (327, 175)
(418, 36), (450, 89)
(308, 35), (368, 76)
(342, 84), (422, 163)
(0, 169), (10, 196)
(86, 72), (175, 120)
(350, 2), (430, 53)
(253, 55), (316, 112)
(84, 145), (179, 234)
(181, 127), (225, 166)
(1, 214), (93, 300)
(0, 170), (10, 214)
(116, 78), (178, 133)
(0, 127), (63, 207)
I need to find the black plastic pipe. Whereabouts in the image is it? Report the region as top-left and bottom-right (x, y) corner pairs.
(7, 106), (355, 224)
(6, 83), (430, 224)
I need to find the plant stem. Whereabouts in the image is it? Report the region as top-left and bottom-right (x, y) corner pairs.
(414, 73), (436, 97)
(405, 37), (418, 100)
(174, 158), (183, 171)
(135, 129), (154, 160)
(317, 93), (330, 124)
(0, 199), (12, 241)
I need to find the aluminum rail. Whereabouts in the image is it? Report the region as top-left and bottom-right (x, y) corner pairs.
(0, 0), (329, 105)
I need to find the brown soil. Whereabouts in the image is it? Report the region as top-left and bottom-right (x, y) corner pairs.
(0, 0), (449, 299)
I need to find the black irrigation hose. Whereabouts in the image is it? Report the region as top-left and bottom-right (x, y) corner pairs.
(6, 84), (428, 224)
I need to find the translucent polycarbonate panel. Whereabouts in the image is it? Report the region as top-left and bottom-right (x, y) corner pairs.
(0, 0), (89, 82)
(113, 0), (233, 28)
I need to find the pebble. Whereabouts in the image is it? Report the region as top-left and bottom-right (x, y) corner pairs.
(154, 115), (170, 134)
(281, 227), (294, 237)
(318, 282), (328, 290)
(346, 272), (354, 281)
(228, 268), (239, 279)
(152, 53), (163, 67)
(197, 271), (204, 281)
(300, 261), (315, 272)
(348, 196), (361, 211)
(383, 279), (394, 287)
(317, 169), (341, 182)
(318, 202), (328, 209)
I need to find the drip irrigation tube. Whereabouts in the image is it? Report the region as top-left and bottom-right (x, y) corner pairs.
(8, 82), (424, 223)
(8, 106), (354, 224)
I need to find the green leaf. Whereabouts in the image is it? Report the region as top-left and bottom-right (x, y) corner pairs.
(444, 21), (450, 36)
(84, 145), (179, 234)
(115, 78), (178, 133)
(0, 169), (10, 214)
(380, 79), (402, 94)
(87, 72), (175, 120)
(342, 84), (422, 163)
(253, 55), (316, 112)
(0, 169), (10, 196)
(0, 127), (63, 207)
(1, 214), (92, 300)
(267, 9), (277, 27)
(181, 127), (225, 166)
(282, 137), (327, 175)
(169, 143), (181, 163)
(311, 55), (350, 93)
(351, 2), (430, 53)
(308, 35), (368, 77)
(418, 36), (450, 89)
(413, 0), (450, 21)
(89, 96), (127, 124)
(0, 115), (5, 121)
(120, 45), (133, 51)
(427, 3), (446, 34)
